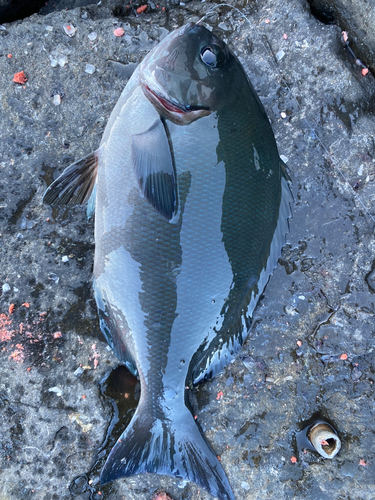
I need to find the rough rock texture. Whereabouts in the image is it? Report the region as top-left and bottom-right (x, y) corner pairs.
(307, 0), (375, 75)
(0, 1), (374, 500)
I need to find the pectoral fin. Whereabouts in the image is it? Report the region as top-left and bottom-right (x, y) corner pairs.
(131, 118), (177, 220)
(43, 150), (99, 207)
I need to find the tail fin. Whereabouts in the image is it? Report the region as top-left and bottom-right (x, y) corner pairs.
(100, 401), (235, 500)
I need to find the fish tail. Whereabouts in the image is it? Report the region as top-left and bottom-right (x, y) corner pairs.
(100, 400), (235, 500)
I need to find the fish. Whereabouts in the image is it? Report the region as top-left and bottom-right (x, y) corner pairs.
(43, 22), (293, 500)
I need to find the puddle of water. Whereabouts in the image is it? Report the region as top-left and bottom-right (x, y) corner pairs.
(69, 365), (139, 499)
(294, 411), (341, 456)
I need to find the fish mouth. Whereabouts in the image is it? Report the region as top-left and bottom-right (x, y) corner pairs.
(142, 84), (211, 125)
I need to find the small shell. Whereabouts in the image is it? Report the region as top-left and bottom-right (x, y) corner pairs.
(308, 423), (341, 459)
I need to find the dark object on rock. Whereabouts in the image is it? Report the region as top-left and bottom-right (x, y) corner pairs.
(0, 0), (46, 23)
(306, 0), (336, 24)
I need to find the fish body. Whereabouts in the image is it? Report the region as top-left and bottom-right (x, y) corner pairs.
(43, 23), (292, 500)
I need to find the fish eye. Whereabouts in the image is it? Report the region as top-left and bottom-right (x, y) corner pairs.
(200, 45), (226, 68)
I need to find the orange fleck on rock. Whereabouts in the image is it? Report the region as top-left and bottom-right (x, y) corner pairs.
(53, 331), (62, 339)
(9, 349), (25, 363)
(265, 18), (270, 24)
(194, 415), (198, 420)
(216, 391), (224, 400)
(283, 33), (288, 40)
(359, 459), (367, 466)
(290, 456), (297, 463)
(124, 393), (129, 399)
(340, 353), (348, 360)
(82, 394), (86, 399)
(22, 302), (30, 308)
(362, 68), (369, 76)
(8, 304), (15, 315)
(296, 340), (302, 347)
(7, 54), (12, 58)
(27, 367), (31, 371)
(320, 440), (329, 446)
(13, 71), (27, 84)
(16, 344), (24, 350)
(0, 313), (14, 342)
(151, 492), (173, 500)
(162, 6), (165, 10)
(137, 4), (147, 13)
(114, 27), (125, 37)
(341, 31), (348, 43)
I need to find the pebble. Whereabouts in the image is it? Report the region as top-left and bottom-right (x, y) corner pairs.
(58, 56), (68, 68)
(218, 22), (229, 31)
(85, 63), (96, 75)
(48, 387), (63, 396)
(2, 283), (11, 293)
(53, 94), (61, 106)
(74, 366), (84, 377)
(62, 255), (69, 262)
(63, 23), (76, 37)
(88, 31), (97, 41)
(276, 49), (285, 61)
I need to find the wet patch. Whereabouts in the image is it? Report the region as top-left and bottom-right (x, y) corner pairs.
(295, 411), (341, 456)
(69, 365), (139, 499)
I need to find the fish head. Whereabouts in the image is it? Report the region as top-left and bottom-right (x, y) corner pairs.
(139, 23), (244, 125)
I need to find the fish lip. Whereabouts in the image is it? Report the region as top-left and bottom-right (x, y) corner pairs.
(144, 85), (209, 114)
(141, 83), (211, 125)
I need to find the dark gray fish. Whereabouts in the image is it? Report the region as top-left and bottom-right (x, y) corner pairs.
(43, 23), (293, 500)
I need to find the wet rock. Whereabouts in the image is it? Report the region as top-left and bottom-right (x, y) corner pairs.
(1, 1), (375, 500)
(307, 0), (375, 75)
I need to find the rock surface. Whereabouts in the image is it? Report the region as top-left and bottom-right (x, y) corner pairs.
(307, 0), (375, 74)
(0, 1), (374, 500)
